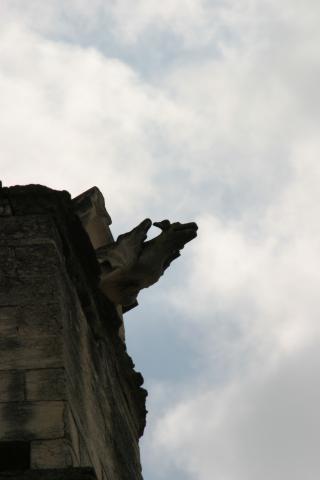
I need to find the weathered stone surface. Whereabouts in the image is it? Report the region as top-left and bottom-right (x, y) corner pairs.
(13, 245), (61, 278)
(0, 468), (96, 480)
(72, 187), (113, 250)
(0, 304), (62, 337)
(0, 244), (61, 282)
(0, 336), (63, 370)
(0, 274), (61, 307)
(64, 296), (145, 480)
(31, 439), (72, 469)
(0, 197), (12, 216)
(26, 369), (65, 401)
(0, 401), (65, 440)
(65, 408), (81, 467)
(0, 216), (59, 247)
(0, 248), (15, 275)
(78, 434), (92, 468)
(0, 370), (25, 401)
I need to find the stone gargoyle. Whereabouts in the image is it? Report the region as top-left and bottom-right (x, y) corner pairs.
(97, 219), (198, 308)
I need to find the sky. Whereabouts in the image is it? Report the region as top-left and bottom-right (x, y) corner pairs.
(1, 1), (320, 479)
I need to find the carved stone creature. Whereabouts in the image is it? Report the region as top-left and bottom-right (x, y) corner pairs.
(97, 219), (198, 307)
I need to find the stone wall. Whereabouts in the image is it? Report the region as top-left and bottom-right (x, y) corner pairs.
(0, 185), (147, 479)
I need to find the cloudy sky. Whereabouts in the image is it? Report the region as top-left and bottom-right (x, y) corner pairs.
(1, 1), (320, 479)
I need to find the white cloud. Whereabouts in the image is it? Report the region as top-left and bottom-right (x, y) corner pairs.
(150, 341), (320, 480)
(109, 0), (215, 46)
(121, 1), (320, 478)
(0, 0), (105, 39)
(0, 23), (197, 225)
(0, 0), (217, 50)
(2, 0), (317, 224)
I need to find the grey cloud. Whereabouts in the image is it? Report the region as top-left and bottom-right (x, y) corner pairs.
(151, 342), (320, 480)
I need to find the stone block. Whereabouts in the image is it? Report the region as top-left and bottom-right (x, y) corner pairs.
(0, 216), (59, 247)
(0, 336), (63, 370)
(31, 439), (72, 469)
(0, 304), (62, 337)
(26, 369), (65, 401)
(0, 273), (61, 306)
(13, 244), (61, 278)
(0, 401), (65, 441)
(0, 247), (15, 276)
(0, 370), (25, 401)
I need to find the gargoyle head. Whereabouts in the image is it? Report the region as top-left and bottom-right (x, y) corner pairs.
(98, 219), (198, 308)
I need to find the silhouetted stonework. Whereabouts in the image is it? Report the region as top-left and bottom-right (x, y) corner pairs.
(0, 185), (147, 480)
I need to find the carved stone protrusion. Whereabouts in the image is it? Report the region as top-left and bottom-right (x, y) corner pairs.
(72, 187), (198, 313)
(98, 219), (198, 308)
(72, 187), (113, 250)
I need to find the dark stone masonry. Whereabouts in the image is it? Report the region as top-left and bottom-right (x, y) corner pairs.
(0, 185), (147, 480)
